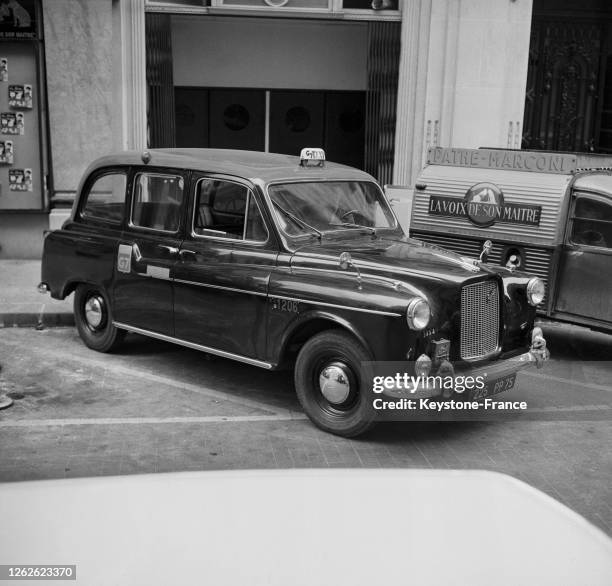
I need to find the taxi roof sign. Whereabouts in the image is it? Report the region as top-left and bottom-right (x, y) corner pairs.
(300, 148), (325, 167)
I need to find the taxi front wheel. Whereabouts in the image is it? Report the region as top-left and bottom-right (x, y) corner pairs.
(74, 284), (125, 352)
(294, 330), (375, 438)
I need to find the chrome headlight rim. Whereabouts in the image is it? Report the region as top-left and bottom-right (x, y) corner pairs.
(406, 297), (431, 330)
(526, 277), (545, 306)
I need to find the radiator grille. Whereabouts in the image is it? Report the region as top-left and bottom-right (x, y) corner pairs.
(461, 281), (500, 360)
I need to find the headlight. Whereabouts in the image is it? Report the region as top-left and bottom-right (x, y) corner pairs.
(406, 297), (431, 330)
(526, 277), (545, 306)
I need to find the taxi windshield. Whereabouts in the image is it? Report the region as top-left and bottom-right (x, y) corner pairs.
(268, 181), (396, 238)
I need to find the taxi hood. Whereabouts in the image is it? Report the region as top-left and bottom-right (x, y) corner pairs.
(291, 235), (499, 285)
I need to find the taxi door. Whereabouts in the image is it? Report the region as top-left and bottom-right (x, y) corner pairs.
(172, 175), (277, 361)
(112, 168), (187, 336)
(554, 189), (612, 327)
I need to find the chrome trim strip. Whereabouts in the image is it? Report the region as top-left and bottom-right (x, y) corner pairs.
(289, 264), (422, 294)
(112, 322), (274, 370)
(173, 278), (268, 297)
(172, 279), (402, 316)
(271, 294), (402, 317)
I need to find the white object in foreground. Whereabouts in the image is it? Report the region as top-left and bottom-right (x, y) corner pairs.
(1, 469), (611, 586)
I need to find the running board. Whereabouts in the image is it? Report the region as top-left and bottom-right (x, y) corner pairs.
(113, 321), (275, 370)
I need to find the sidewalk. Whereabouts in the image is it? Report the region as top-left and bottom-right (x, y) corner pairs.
(0, 260), (74, 328)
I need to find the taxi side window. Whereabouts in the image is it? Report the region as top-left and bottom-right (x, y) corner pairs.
(570, 196), (612, 249)
(81, 171), (127, 224)
(132, 173), (184, 232)
(194, 178), (267, 242)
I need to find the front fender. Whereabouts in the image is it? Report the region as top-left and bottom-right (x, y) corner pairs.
(274, 309), (375, 366)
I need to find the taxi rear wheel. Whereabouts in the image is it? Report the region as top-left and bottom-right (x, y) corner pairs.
(294, 330), (375, 437)
(74, 284), (125, 352)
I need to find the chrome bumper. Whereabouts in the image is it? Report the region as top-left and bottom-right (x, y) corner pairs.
(382, 327), (549, 400)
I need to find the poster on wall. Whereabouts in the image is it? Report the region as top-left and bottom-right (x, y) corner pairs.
(1, 110), (23, 134)
(0, 57), (7, 81)
(0, 1), (37, 39)
(9, 167), (32, 191)
(8, 83), (32, 108)
(0, 139), (14, 163)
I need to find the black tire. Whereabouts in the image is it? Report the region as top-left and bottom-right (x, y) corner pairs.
(294, 330), (375, 437)
(74, 284), (125, 352)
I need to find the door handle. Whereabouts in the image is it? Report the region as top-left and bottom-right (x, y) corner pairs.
(158, 244), (179, 255)
(179, 249), (198, 261)
(132, 243), (142, 262)
(567, 250), (583, 257)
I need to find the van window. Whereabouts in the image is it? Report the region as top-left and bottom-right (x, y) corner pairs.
(132, 173), (184, 232)
(81, 171), (127, 224)
(570, 196), (612, 249)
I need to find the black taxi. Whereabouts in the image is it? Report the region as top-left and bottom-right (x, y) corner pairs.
(40, 148), (549, 436)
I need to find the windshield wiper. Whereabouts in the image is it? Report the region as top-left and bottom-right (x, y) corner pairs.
(329, 222), (377, 236)
(272, 201), (322, 240)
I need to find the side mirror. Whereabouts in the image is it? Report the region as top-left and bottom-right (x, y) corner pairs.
(339, 251), (352, 270)
(338, 251), (362, 289)
(479, 240), (493, 263)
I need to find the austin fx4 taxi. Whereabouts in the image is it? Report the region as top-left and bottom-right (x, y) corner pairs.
(40, 148), (549, 436)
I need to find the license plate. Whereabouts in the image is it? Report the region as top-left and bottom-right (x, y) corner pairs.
(470, 373), (516, 401)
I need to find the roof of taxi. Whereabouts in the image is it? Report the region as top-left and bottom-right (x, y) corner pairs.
(87, 149), (374, 183)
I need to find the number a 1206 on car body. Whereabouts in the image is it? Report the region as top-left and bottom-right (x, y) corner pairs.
(39, 148), (549, 437)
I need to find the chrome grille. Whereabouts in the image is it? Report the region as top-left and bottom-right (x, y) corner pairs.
(460, 281), (500, 360)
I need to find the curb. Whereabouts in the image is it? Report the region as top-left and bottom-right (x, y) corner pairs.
(0, 313), (74, 328)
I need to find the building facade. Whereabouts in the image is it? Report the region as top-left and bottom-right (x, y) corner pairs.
(0, 0), (610, 258)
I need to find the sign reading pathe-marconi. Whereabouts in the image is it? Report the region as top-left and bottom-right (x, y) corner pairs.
(428, 182), (542, 227)
(428, 147), (576, 174)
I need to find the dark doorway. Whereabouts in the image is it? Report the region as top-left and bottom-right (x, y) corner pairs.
(269, 91), (325, 157)
(175, 88), (208, 148)
(209, 89), (266, 151)
(174, 88), (366, 168)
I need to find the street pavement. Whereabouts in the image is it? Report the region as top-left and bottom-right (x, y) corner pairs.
(0, 323), (611, 536)
(0, 260), (73, 327)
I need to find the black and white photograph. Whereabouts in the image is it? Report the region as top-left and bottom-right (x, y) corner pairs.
(8, 83), (32, 108)
(0, 56), (7, 82)
(0, 139), (14, 163)
(0, 1), (611, 585)
(0, 110), (23, 134)
(8, 167), (31, 191)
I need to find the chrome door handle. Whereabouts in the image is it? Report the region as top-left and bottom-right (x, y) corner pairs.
(567, 250), (583, 257)
(132, 243), (142, 262)
(179, 249), (197, 261)
(158, 245), (179, 255)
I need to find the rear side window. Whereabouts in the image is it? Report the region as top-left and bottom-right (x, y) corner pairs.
(570, 196), (612, 249)
(131, 172), (185, 232)
(81, 172), (127, 224)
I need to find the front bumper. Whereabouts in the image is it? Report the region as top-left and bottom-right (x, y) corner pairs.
(382, 328), (549, 400)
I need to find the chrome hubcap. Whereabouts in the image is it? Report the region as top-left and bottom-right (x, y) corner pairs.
(318, 362), (351, 404)
(84, 296), (104, 329)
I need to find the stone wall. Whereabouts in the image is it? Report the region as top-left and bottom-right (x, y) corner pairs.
(43, 0), (114, 198)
